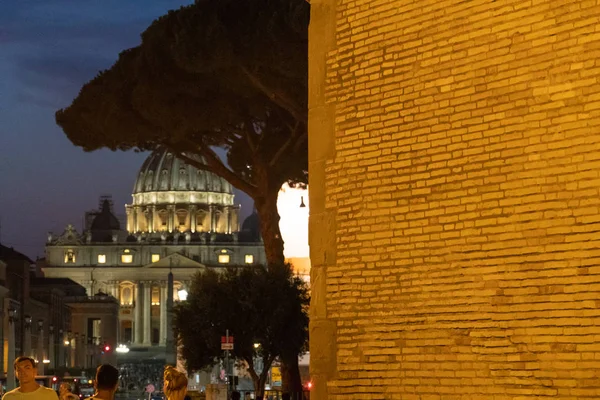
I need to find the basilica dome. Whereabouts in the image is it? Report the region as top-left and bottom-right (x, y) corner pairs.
(131, 147), (234, 208)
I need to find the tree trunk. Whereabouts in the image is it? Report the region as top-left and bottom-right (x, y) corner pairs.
(252, 177), (302, 398)
(254, 190), (285, 266)
(281, 353), (303, 400)
(253, 372), (268, 400)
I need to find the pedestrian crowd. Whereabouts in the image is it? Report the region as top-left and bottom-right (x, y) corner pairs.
(118, 362), (164, 392)
(1, 356), (191, 400)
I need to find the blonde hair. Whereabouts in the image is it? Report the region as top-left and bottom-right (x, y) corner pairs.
(164, 366), (188, 399)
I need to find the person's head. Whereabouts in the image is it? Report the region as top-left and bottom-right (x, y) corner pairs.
(59, 382), (72, 395)
(163, 366), (187, 400)
(14, 357), (37, 385)
(231, 391), (241, 400)
(94, 364), (119, 393)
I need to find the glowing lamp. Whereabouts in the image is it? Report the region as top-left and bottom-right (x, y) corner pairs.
(178, 289), (188, 301)
(116, 344), (130, 353)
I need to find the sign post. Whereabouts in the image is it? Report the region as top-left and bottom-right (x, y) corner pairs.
(221, 331), (235, 398)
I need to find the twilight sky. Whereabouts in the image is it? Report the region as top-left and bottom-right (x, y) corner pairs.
(0, 0), (253, 258)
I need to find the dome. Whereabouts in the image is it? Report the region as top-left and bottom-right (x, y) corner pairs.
(131, 147), (235, 207)
(134, 148), (233, 195)
(91, 200), (121, 231)
(239, 211), (261, 242)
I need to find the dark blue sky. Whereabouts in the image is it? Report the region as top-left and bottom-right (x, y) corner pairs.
(0, 1), (253, 258)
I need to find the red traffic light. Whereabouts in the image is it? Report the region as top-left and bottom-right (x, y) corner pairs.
(307, 382), (312, 390)
(104, 345), (110, 352)
(52, 377), (58, 382)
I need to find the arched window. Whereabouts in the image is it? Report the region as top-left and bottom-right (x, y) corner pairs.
(121, 285), (133, 306)
(176, 209), (188, 228)
(64, 249), (75, 264)
(158, 210), (168, 228)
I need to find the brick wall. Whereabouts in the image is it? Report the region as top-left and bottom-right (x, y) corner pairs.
(308, 0), (600, 398)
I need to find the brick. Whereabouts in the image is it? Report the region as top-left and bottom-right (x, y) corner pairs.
(309, 0), (600, 398)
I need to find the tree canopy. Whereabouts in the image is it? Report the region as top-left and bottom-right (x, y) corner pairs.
(56, 0), (309, 265)
(173, 265), (309, 399)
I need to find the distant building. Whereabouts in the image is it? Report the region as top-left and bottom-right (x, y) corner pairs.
(42, 147), (265, 363)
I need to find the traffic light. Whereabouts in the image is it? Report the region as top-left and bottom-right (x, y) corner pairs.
(101, 342), (111, 354)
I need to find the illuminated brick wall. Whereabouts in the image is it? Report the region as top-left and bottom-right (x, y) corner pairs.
(308, 0), (600, 398)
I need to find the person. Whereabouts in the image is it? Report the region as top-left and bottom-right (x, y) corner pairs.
(59, 383), (79, 400)
(86, 364), (119, 400)
(2, 356), (59, 399)
(163, 366), (187, 400)
(231, 391), (241, 400)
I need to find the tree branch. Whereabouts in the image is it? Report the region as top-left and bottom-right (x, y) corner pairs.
(243, 116), (257, 154)
(293, 132), (308, 153)
(269, 121), (301, 167)
(164, 140), (258, 197)
(240, 66), (307, 123)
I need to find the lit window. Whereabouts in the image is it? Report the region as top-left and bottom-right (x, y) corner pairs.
(151, 254), (160, 263)
(121, 250), (133, 264)
(245, 254), (254, 264)
(64, 250), (75, 264)
(218, 254), (230, 264)
(97, 254), (106, 264)
(152, 286), (160, 305)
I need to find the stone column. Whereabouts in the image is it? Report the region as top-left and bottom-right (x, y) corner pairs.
(143, 283), (152, 345)
(209, 205), (216, 232)
(143, 209), (150, 233)
(133, 207), (139, 233)
(166, 272), (176, 365)
(189, 205), (197, 233)
(231, 206), (239, 233)
(80, 334), (87, 369)
(225, 206), (231, 234)
(57, 330), (64, 368)
(112, 281), (119, 300)
(134, 282), (143, 345)
(126, 207), (132, 233)
(167, 205), (175, 233)
(71, 334), (77, 368)
(159, 284), (167, 346)
(149, 206), (156, 233)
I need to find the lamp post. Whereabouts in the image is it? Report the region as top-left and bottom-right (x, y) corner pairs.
(66, 331), (73, 368)
(73, 333), (79, 369)
(6, 308), (16, 391)
(48, 325), (55, 369)
(24, 315), (32, 357)
(58, 329), (64, 368)
(37, 320), (45, 375)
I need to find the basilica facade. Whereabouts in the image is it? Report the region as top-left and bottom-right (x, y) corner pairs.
(42, 148), (265, 351)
